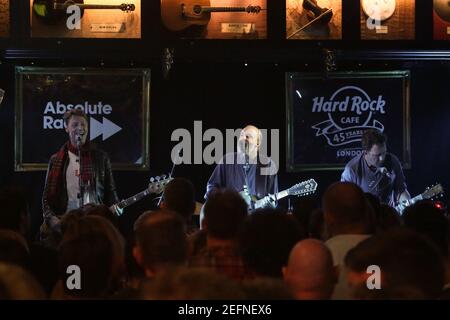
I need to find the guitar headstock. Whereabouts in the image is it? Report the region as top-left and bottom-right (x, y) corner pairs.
(421, 184), (444, 200)
(120, 3), (136, 12)
(246, 6), (262, 14)
(288, 179), (318, 197)
(148, 175), (173, 194)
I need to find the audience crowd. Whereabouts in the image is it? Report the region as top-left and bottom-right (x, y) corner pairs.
(0, 179), (448, 300)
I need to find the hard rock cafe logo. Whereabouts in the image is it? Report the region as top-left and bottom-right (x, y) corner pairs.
(311, 86), (386, 147)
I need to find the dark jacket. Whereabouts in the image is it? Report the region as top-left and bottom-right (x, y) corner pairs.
(42, 147), (119, 228)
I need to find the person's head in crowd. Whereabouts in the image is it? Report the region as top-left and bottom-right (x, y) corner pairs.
(203, 189), (248, 243)
(345, 228), (446, 299)
(59, 215), (125, 298)
(27, 243), (59, 297)
(133, 210), (188, 278)
(0, 262), (46, 299)
(83, 204), (119, 229)
(140, 267), (245, 300)
(403, 200), (449, 258)
(0, 230), (30, 269)
(59, 232), (115, 299)
(240, 278), (293, 300)
(323, 182), (372, 237)
(291, 197), (318, 233)
(60, 209), (85, 237)
(364, 192), (381, 217)
(238, 208), (305, 278)
(0, 187), (30, 237)
(308, 208), (327, 240)
(377, 204), (402, 233)
(282, 239), (337, 300)
(161, 178), (196, 226)
(364, 192), (381, 233)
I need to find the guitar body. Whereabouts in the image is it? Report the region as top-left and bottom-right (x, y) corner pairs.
(33, 0), (85, 24)
(161, 0), (211, 32)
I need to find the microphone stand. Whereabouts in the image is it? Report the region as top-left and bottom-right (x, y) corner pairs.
(77, 136), (85, 209)
(243, 140), (254, 210)
(157, 149), (181, 206)
(368, 167), (390, 193)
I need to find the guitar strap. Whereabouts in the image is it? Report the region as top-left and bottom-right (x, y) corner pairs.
(242, 158), (255, 210)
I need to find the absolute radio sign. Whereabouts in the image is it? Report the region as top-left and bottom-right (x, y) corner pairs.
(15, 67), (150, 171)
(286, 72), (411, 171)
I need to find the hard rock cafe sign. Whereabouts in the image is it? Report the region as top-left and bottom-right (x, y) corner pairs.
(311, 86), (386, 147)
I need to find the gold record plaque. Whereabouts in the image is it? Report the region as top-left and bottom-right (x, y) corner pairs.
(161, 0), (267, 39)
(0, 0), (9, 37)
(434, 0), (450, 40)
(30, 0), (141, 38)
(286, 0), (342, 40)
(360, 0), (415, 40)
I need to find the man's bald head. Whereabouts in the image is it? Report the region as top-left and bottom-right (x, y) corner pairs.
(242, 125), (262, 146)
(322, 182), (368, 234)
(283, 239), (337, 299)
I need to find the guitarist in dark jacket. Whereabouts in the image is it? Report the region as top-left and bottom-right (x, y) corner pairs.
(41, 109), (119, 242)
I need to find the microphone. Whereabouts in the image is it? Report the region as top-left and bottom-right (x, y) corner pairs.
(243, 139), (250, 172)
(379, 167), (391, 179)
(76, 133), (82, 147)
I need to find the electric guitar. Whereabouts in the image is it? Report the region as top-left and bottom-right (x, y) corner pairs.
(111, 175), (173, 216)
(32, 0), (135, 23)
(395, 183), (444, 215)
(240, 179), (318, 210)
(161, 0), (262, 32)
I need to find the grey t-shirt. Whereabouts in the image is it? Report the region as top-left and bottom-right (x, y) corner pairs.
(341, 153), (407, 206)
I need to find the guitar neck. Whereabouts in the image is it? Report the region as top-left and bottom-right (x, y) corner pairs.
(201, 6), (259, 13)
(202, 7), (246, 13)
(410, 194), (423, 205)
(116, 189), (150, 209)
(275, 190), (289, 201)
(54, 4), (130, 11)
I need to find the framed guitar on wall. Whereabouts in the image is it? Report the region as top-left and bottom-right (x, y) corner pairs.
(30, 0), (141, 38)
(0, 0), (9, 38)
(360, 0), (415, 40)
(433, 0), (450, 40)
(286, 0), (342, 40)
(161, 0), (267, 39)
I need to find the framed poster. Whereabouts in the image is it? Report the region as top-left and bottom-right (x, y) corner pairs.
(161, 0), (267, 39)
(286, 71), (411, 171)
(30, 0), (141, 38)
(360, 0), (415, 40)
(434, 0), (450, 40)
(0, 0), (9, 37)
(15, 67), (150, 171)
(286, 0), (342, 40)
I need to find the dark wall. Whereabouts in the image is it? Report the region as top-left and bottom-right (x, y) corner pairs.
(2, 59), (450, 237)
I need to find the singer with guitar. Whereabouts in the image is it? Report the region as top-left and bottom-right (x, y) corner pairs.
(205, 125), (278, 210)
(341, 129), (411, 211)
(41, 109), (120, 242)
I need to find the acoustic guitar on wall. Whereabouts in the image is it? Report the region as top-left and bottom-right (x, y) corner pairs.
(32, 0), (135, 24)
(161, 0), (262, 32)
